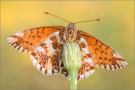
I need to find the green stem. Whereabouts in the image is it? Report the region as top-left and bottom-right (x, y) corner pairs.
(69, 70), (78, 90)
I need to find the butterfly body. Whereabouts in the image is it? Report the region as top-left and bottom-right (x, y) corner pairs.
(7, 22), (127, 80)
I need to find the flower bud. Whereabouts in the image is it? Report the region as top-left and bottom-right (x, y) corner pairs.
(62, 42), (82, 90)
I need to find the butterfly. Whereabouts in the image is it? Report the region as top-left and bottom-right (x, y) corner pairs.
(7, 12), (127, 80)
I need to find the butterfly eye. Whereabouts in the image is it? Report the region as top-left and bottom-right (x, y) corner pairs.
(73, 25), (76, 29)
(67, 24), (70, 30)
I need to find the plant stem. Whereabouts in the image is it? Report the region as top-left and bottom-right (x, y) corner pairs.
(69, 70), (78, 90)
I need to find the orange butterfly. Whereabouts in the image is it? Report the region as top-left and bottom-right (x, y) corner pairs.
(7, 12), (127, 80)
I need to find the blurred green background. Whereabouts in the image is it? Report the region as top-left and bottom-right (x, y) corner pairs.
(1, 1), (134, 90)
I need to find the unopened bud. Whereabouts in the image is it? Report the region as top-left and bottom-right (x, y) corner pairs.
(62, 42), (82, 90)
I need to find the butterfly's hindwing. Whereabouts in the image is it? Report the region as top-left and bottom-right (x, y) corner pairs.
(30, 31), (62, 75)
(77, 37), (95, 80)
(61, 67), (70, 79)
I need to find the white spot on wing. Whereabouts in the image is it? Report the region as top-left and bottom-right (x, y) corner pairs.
(7, 37), (17, 44)
(36, 63), (41, 70)
(83, 57), (93, 64)
(41, 68), (45, 74)
(111, 65), (115, 70)
(106, 64), (110, 70)
(15, 31), (24, 37)
(121, 61), (127, 67)
(90, 69), (95, 74)
(80, 37), (87, 44)
(32, 58), (38, 66)
(115, 65), (119, 69)
(23, 49), (28, 53)
(36, 46), (45, 53)
(79, 74), (84, 80)
(85, 71), (90, 78)
(95, 64), (99, 67)
(44, 31), (59, 44)
(54, 69), (58, 73)
(89, 58), (93, 63)
(50, 31), (59, 36)
(15, 46), (19, 50)
(18, 47), (23, 52)
(125, 62), (128, 66)
(50, 44), (55, 53)
(47, 69), (52, 75)
(44, 38), (53, 44)
(101, 64), (104, 68)
(116, 60), (121, 66)
(30, 55), (34, 61)
(12, 43), (16, 47)
(82, 48), (89, 54)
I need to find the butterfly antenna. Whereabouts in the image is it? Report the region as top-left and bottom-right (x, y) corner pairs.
(74, 18), (100, 24)
(44, 12), (69, 23)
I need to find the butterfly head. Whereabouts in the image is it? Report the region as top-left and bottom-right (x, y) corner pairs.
(67, 22), (76, 30)
(65, 22), (77, 42)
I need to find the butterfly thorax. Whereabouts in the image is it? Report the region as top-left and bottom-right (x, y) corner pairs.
(64, 22), (77, 42)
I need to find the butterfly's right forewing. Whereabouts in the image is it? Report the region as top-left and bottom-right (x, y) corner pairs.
(7, 26), (64, 53)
